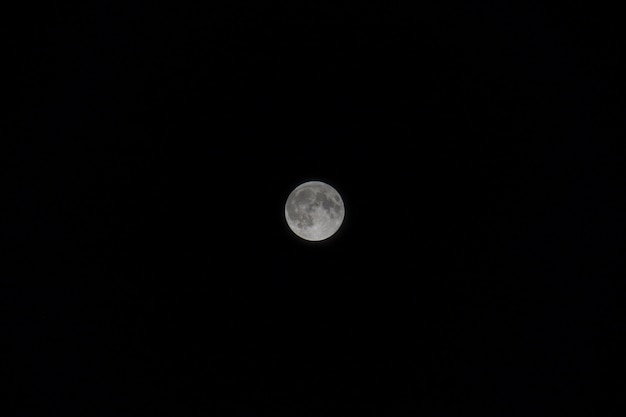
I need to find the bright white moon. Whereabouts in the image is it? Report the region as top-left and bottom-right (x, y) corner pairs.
(285, 181), (345, 241)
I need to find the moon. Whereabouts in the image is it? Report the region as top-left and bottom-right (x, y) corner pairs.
(285, 181), (345, 241)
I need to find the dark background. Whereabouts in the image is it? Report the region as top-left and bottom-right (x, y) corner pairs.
(5, 2), (625, 416)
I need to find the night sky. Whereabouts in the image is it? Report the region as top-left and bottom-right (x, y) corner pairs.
(6, 2), (625, 416)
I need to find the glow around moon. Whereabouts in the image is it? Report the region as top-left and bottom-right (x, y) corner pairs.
(285, 181), (345, 241)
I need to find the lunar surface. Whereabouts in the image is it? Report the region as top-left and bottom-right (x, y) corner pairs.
(285, 181), (345, 241)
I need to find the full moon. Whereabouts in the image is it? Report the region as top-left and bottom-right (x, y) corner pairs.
(285, 181), (345, 241)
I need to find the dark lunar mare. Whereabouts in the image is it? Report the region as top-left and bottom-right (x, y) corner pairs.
(315, 191), (340, 218)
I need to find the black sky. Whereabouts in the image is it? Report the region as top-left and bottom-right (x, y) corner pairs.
(5, 2), (625, 416)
